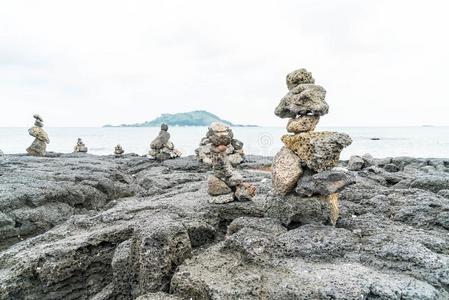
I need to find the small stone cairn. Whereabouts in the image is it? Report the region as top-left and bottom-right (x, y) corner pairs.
(271, 68), (353, 225)
(74, 138), (88, 153)
(195, 122), (244, 166)
(114, 144), (124, 156)
(207, 122), (256, 204)
(26, 114), (50, 156)
(149, 123), (181, 161)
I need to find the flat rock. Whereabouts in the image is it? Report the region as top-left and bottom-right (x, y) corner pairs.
(295, 169), (355, 197)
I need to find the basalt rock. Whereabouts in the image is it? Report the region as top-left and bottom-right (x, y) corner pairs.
(282, 131), (352, 172)
(196, 122), (245, 166)
(271, 68), (352, 226)
(149, 124), (181, 161)
(26, 114), (50, 156)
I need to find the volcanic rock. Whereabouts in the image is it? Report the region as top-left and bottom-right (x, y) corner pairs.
(149, 124), (181, 161)
(271, 147), (303, 195)
(26, 114), (50, 156)
(287, 115), (320, 133)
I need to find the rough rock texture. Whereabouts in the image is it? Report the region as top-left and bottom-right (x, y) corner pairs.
(149, 124), (181, 161)
(275, 84), (328, 118)
(282, 131), (352, 172)
(348, 155), (365, 171)
(26, 115), (50, 156)
(1, 154), (449, 299)
(195, 122), (245, 167)
(286, 68), (315, 90)
(114, 144), (125, 156)
(295, 169), (355, 197)
(271, 146), (302, 195)
(286, 115), (320, 133)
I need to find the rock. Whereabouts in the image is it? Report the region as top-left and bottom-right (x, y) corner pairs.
(235, 183), (256, 201)
(26, 139), (47, 156)
(282, 131), (352, 172)
(362, 153), (376, 167)
(348, 155), (364, 171)
(275, 84), (328, 118)
(208, 192), (234, 204)
(28, 126), (49, 143)
(114, 144), (124, 156)
(227, 217), (287, 236)
(195, 123), (244, 166)
(384, 163), (400, 173)
(33, 114), (43, 122)
(0, 149), (3, 156)
(286, 68), (315, 90)
(73, 138), (88, 153)
(295, 169), (354, 197)
(207, 175), (232, 196)
(271, 147), (303, 195)
(287, 115), (320, 133)
(137, 292), (182, 300)
(149, 124), (181, 161)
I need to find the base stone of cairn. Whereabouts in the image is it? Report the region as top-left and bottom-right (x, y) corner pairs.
(74, 138), (88, 153)
(149, 124), (181, 161)
(207, 123), (255, 204)
(114, 144), (124, 156)
(195, 122), (244, 166)
(26, 114), (50, 156)
(269, 68), (353, 226)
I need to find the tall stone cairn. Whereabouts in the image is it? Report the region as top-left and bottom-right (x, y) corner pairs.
(26, 114), (50, 156)
(206, 122), (256, 204)
(271, 68), (353, 225)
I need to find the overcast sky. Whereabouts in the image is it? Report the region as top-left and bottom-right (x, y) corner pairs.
(1, 0), (448, 127)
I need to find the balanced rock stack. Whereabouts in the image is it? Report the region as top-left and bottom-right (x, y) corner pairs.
(73, 138), (88, 153)
(114, 144), (124, 156)
(207, 122), (256, 204)
(272, 68), (353, 225)
(149, 124), (181, 161)
(26, 114), (50, 156)
(195, 122), (244, 166)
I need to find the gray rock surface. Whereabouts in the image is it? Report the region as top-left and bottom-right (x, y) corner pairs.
(0, 154), (448, 299)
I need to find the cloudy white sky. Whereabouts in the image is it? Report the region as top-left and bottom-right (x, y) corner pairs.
(1, 0), (448, 127)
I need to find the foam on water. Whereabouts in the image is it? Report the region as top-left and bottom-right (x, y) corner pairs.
(0, 126), (448, 159)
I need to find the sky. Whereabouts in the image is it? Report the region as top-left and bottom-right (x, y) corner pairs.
(0, 0), (448, 127)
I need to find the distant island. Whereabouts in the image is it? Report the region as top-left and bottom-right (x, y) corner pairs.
(103, 110), (257, 127)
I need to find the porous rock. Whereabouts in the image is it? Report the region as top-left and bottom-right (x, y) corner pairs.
(271, 147), (302, 195)
(295, 169), (354, 197)
(287, 115), (320, 133)
(282, 131), (352, 172)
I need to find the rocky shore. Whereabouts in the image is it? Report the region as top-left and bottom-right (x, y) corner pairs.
(1, 153), (449, 299)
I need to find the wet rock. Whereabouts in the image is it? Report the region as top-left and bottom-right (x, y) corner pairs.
(282, 131), (352, 172)
(271, 147), (302, 195)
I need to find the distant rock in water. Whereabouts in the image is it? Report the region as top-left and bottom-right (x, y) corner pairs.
(103, 110), (257, 127)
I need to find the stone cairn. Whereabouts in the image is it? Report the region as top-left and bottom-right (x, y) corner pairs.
(271, 68), (353, 225)
(26, 114), (50, 156)
(74, 138), (88, 153)
(114, 144), (124, 156)
(207, 122), (256, 204)
(195, 122), (244, 166)
(149, 123), (181, 161)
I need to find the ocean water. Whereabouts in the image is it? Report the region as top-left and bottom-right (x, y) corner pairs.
(0, 126), (448, 159)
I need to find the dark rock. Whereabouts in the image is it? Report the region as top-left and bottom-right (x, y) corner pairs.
(384, 163), (400, 172)
(348, 155), (364, 171)
(295, 169), (355, 197)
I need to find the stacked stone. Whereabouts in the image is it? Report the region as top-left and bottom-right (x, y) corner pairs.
(195, 123), (244, 166)
(272, 68), (353, 225)
(0, 149), (3, 156)
(149, 124), (181, 161)
(114, 144), (124, 156)
(207, 122), (256, 204)
(26, 114), (50, 156)
(74, 138), (88, 153)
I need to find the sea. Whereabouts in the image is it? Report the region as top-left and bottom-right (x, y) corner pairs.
(0, 126), (448, 159)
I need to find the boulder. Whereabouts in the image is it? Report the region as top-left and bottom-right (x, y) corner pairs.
(348, 155), (364, 171)
(275, 84), (328, 118)
(295, 169), (354, 197)
(282, 131), (352, 172)
(271, 147), (302, 195)
(207, 175), (232, 196)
